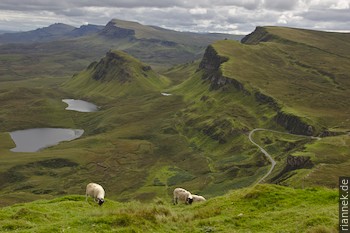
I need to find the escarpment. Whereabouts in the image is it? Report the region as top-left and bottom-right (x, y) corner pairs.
(199, 43), (320, 136)
(275, 111), (315, 136)
(241, 26), (282, 45)
(199, 45), (246, 92)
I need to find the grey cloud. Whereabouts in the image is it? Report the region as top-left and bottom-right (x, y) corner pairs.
(301, 9), (350, 22)
(0, 0), (186, 11)
(209, 0), (263, 10)
(263, 0), (299, 11)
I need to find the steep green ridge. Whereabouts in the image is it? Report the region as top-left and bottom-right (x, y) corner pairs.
(0, 185), (338, 232)
(223, 26), (350, 134)
(63, 50), (169, 99)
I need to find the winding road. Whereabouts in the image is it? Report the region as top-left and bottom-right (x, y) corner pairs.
(248, 128), (320, 184)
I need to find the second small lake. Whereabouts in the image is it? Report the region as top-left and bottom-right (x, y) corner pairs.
(62, 99), (98, 112)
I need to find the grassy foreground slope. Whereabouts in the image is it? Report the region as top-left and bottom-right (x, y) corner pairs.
(0, 185), (338, 233)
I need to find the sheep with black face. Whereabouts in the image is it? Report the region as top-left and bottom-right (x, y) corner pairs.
(173, 188), (193, 205)
(86, 183), (105, 206)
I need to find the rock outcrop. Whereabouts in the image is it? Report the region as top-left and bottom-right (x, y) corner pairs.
(199, 45), (247, 92)
(285, 155), (313, 171)
(241, 26), (280, 45)
(254, 92), (279, 110)
(275, 111), (314, 136)
(88, 50), (152, 83)
(271, 155), (313, 184)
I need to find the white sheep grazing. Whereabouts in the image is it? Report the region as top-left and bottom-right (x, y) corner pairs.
(192, 194), (206, 203)
(173, 188), (193, 205)
(86, 183), (105, 206)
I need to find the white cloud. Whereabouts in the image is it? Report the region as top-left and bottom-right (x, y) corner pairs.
(330, 0), (350, 9)
(189, 8), (207, 15)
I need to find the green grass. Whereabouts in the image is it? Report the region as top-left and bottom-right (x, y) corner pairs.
(286, 135), (350, 188)
(0, 184), (338, 232)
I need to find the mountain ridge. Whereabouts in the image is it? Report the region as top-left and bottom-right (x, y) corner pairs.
(0, 23), (104, 44)
(0, 18), (243, 80)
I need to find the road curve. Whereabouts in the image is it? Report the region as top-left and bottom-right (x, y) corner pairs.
(248, 128), (277, 184)
(248, 128), (320, 184)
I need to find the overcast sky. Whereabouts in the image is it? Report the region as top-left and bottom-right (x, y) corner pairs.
(0, 0), (349, 34)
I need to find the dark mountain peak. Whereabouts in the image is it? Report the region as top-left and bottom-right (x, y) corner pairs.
(99, 20), (135, 39)
(64, 49), (166, 98)
(69, 24), (104, 37)
(110, 18), (143, 27)
(241, 26), (279, 45)
(47, 22), (74, 28)
(35, 23), (76, 35)
(0, 23), (75, 44)
(88, 50), (150, 83)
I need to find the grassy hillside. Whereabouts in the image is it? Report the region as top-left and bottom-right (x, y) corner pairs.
(62, 50), (170, 99)
(0, 185), (338, 233)
(223, 27), (350, 132)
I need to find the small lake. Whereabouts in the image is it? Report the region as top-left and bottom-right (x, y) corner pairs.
(62, 99), (98, 112)
(10, 128), (84, 152)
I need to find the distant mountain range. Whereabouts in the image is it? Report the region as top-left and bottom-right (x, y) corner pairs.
(0, 19), (243, 80)
(0, 20), (242, 45)
(0, 23), (104, 44)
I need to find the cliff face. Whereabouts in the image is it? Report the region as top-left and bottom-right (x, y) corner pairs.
(275, 111), (314, 136)
(271, 155), (314, 183)
(241, 26), (279, 45)
(199, 45), (247, 92)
